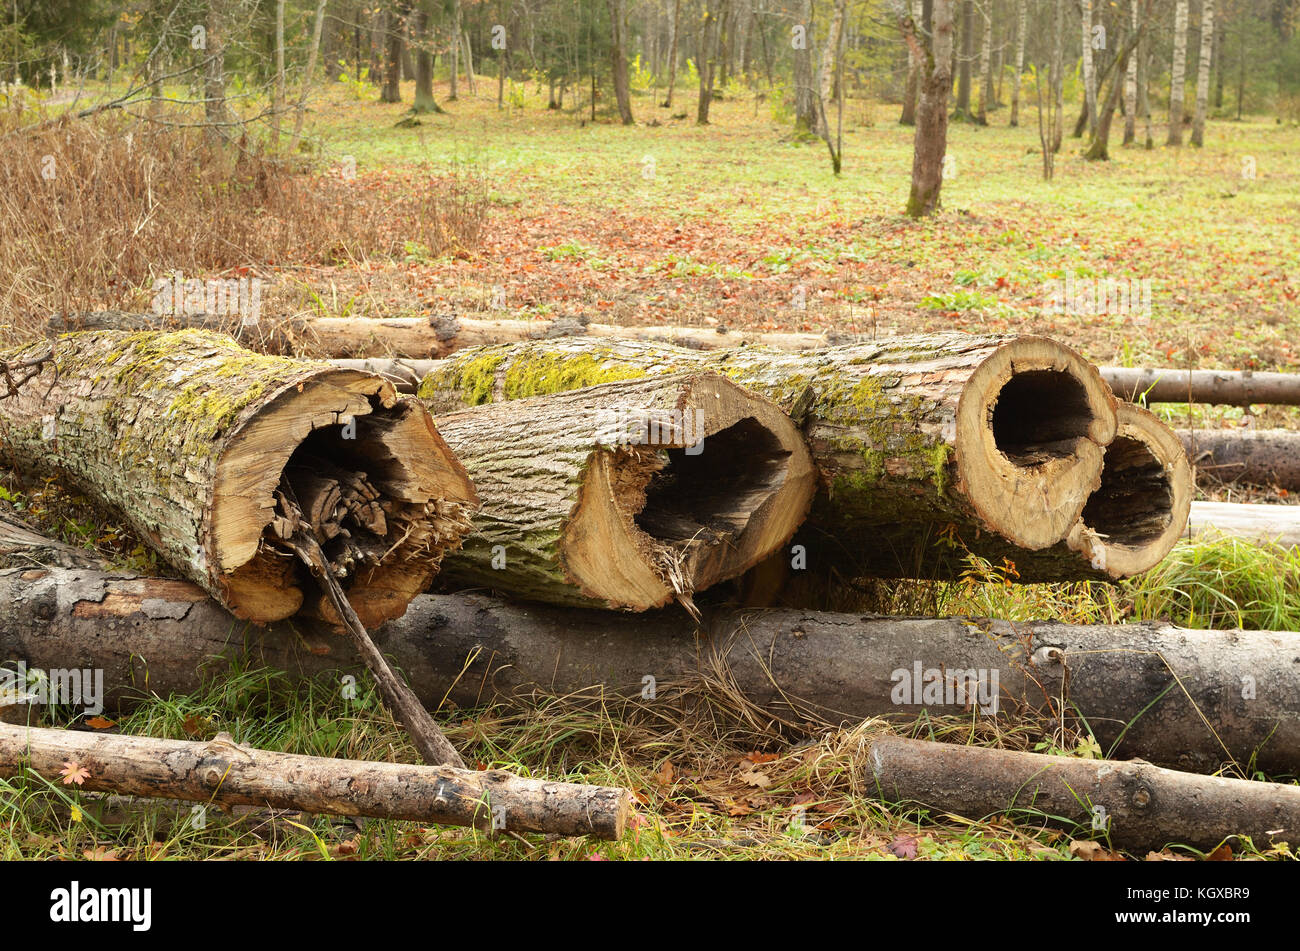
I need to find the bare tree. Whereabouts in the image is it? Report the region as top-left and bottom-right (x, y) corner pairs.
(1009, 0), (1026, 126)
(609, 0), (634, 123)
(204, 0), (229, 140)
(288, 0), (329, 153)
(906, 0), (954, 217)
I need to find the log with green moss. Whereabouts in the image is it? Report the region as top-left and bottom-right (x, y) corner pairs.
(413, 334), (1120, 579)
(0, 330), (477, 626)
(432, 371), (816, 611)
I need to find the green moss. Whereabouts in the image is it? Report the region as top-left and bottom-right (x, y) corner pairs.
(501, 350), (646, 399)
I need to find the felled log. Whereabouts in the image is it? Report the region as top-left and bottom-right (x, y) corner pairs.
(1021, 403), (1190, 581)
(1180, 428), (1300, 490)
(1101, 366), (1300, 406)
(430, 372), (814, 611)
(413, 334), (1119, 579)
(867, 735), (1299, 853)
(1188, 501), (1300, 547)
(0, 330), (476, 627)
(5, 563), (1297, 775)
(0, 723), (630, 839)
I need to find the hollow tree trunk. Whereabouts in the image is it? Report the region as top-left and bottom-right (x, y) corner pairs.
(1188, 501), (1300, 547)
(0, 723), (630, 839)
(906, 0), (953, 217)
(433, 371), (815, 611)
(1181, 429), (1300, 490)
(413, 334), (1118, 579)
(0, 331), (476, 626)
(5, 561), (1299, 775)
(867, 736), (1299, 853)
(1168, 0), (1189, 145)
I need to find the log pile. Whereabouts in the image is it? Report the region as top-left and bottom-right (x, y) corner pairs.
(7, 321), (1294, 852)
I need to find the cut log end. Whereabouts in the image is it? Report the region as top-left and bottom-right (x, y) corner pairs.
(959, 337), (1118, 549)
(213, 371), (477, 627)
(1066, 402), (1191, 578)
(562, 373), (817, 611)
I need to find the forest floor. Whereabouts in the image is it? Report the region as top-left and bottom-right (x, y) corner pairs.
(2, 79), (1299, 861)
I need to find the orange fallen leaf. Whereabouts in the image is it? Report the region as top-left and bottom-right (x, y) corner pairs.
(60, 760), (90, 786)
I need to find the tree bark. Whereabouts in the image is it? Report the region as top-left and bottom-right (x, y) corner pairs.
(1081, 0), (1097, 136)
(906, 0), (953, 217)
(450, 0), (461, 99)
(413, 333), (1119, 579)
(663, 0), (681, 106)
(1009, 0), (1025, 126)
(287, 0), (329, 154)
(1051, 0), (1064, 150)
(0, 331), (476, 627)
(793, 0), (820, 134)
(432, 372), (815, 611)
(1191, 0), (1214, 146)
(953, 0), (972, 120)
(203, 0), (229, 141)
(5, 563), (1300, 775)
(1188, 500), (1300, 547)
(0, 724), (630, 839)
(818, 0), (844, 107)
(1123, 0), (1137, 144)
(1181, 429), (1300, 490)
(411, 8), (444, 113)
(867, 736), (1299, 853)
(271, 0), (285, 149)
(381, 9), (403, 103)
(900, 0), (923, 126)
(975, 5), (992, 125)
(1100, 366), (1300, 405)
(1168, 0), (1189, 145)
(609, 0), (635, 124)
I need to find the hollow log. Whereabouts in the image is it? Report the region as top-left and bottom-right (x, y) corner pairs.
(412, 334), (1119, 578)
(1015, 403), (1191, 581)
(0, 723), (630, 839)
(1180, 428), (1300, 490)
(1188, 501), (1300, 547)
(0, 330), (476, 626)
(1101, 366), (1300, 406)
(4, 563), (1296, 775)
(432, 371), (815, 611)
(867, 735), (1299, 853)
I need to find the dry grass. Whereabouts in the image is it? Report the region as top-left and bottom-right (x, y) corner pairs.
(0, 102), (487, 348)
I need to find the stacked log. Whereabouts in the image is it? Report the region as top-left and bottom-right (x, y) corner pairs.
(431, 372), (816, 611)
(1180, 428), (1300, 490)
(0, 330), (477, 627)
(411, 334), (1147, 580)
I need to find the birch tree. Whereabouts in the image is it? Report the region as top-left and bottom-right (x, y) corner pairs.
(1191, 0), (1215, 145)
(1168, 0), (1189, 145)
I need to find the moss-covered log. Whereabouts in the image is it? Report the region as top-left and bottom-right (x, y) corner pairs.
(0, 330), (476, 626)
(414, 334), (1119, 578)
(432, 371), (815, 611)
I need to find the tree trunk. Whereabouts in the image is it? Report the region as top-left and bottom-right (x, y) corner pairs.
(412, 8), (443, 113)
(954, 0), (972, 119)
(0, 724), (630, 840)
(203, 0), (228, 140)
(271, 0), (285, 148)
(867, 736), (1299, 853)
(1168, 0), (1189, 145)
(449, 0), (461, 99)
(381, 9), (403, 102)
(1138, 26), (1153, 147)
(1051, 0), (1064, 150)
(1083, 24), (1140, 160)
(697, 0), (725, 124)
(1191, 0), (1214, 146)
(818, 0), (844, 106)
(414, 333), (1120, 579)
(1009, 0), (1025, 126)
(609, 0), (634, 124)
(1188, 501), (1300, 547)
(906, 0), (954, 217)
(793, 0), (820, 134)
(5, 562), (1300, 775)
(664, 0), (681, 106)
(900, 0), (923, 126)
(1180, 429), (1300, 490)
(287, 0), (329, 154)
(1100, 366), (1300, 405)
(1123, 0), (1137, 143)
(463, 30), (476, 94)
(1081, 0), (1097, 136)
(975, 6), (992, 124)
(432, 372), (815, 611)
(0, 331), (476, 627)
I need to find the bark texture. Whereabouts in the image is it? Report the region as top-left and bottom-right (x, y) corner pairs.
(3, 565), (1298, 775)
(1181, 429), (1300, 490)
(1168, 0), (1189, 145)
(1188, 501), (1300, 547)
(0, 723), (630, 839)
(0, 331), (476, 626)
(906, 0), (953, 217)
(413, 334), (1118, 579)
(1101, 366), (1300, 405)
(433, 372), (815, 610)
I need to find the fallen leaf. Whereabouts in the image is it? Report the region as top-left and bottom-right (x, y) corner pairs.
(1070, 839), (1126, 861)
(738, 769), (771, 789)
(1145, 850), (1193, 862)
(888, 834), (918, 859)
(654, 761), (675, 786)
(83, 716), (116, 730)
(742, 752), (779, 765)
(1206, 843), (1233, 861)
(60, 760), (90, 786)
